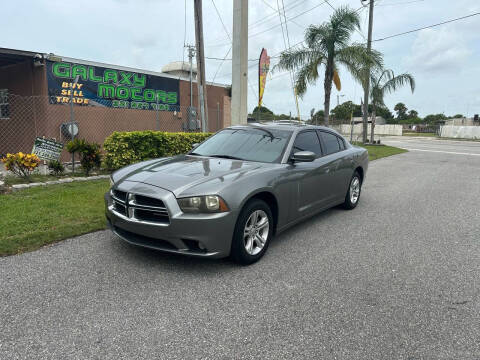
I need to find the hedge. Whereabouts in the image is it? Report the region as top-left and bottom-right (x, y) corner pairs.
(103, 131), (212, 170)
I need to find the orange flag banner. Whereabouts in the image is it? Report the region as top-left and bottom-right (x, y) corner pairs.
(258, 48), (270, 107)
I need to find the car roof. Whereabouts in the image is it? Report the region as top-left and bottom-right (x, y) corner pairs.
(228, 122), (339, 134)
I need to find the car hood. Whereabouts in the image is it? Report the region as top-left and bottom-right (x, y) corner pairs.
(115, 155), (268, 196)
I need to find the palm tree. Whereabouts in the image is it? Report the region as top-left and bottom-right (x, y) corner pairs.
(276, 6), (382, 126)
(370, 70), (415, 142)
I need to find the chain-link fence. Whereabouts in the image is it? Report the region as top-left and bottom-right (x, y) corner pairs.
(0, 93), (226, 160)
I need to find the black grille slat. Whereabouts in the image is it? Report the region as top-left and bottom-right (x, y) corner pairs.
(134, 208), (169, 223)
(134, 195), (166, 208)
(113, 189), (127, 203)
(113, 202), (127, 217)
(114, 226), (177, 250)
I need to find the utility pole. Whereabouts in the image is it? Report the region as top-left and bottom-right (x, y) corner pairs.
(362, 0), (374, 143)
(194, 0), (208, 132)
(185, 45), (196, 130)
(231, 0), (248, 126)
(186, 45), (195, 109)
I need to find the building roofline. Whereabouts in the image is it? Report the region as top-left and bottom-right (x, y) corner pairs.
(0, 47), (231, 88)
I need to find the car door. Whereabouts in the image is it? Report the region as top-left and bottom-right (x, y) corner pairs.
(289, 130), (336, 218)
(317, 130), (352, 200)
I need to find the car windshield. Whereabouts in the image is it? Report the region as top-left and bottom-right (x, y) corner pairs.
(190, 127), (292, 163)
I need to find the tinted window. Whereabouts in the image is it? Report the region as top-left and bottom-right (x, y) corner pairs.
(337, 136), (345, 150)
(191, 128), (292, 163)
(319, 131), (341, 155)
(292, 131), (322, 157)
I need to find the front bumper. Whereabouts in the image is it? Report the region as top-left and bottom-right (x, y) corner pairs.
(105, 181), (238, 259)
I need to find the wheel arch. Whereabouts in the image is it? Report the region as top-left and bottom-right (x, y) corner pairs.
(354, 166), (364, 184)
(241, 190), (279, 234)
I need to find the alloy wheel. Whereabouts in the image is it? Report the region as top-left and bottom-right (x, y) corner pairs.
(243, 210), (269, 255)
(350, 177), (360, 204)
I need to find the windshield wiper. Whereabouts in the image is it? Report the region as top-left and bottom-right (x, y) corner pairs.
(188, 152), (202, 156)
(209, 154), (245, 160)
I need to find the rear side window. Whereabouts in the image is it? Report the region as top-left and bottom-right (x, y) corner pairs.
(292, 131), (322, 157)
(319, 131), (341, 155)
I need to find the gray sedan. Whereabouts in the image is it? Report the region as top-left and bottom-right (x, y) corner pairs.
(105, 123), (368, 264)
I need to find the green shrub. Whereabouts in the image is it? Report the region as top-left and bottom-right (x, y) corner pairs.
(66, 138), (102, 176)
(103, 131), (212, 170)
(47, 160), (65, 175)
(79, 142), (102, 176)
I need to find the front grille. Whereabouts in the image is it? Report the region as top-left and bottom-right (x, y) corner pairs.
(110, 190), (170, 225)
(114, 226), (177, 250)
(134, 208), (169, 223)
(134, 194), (165, 208)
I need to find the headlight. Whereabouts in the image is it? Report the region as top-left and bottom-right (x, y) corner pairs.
(177, 195), (229, 213)
(109, 175), (114, 186)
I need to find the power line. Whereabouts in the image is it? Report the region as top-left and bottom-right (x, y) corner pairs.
(206, 56), (258, 62)
(260, 0), (303, 28)
(374, 11), (480, 41)
(249, 0), (330, 38)
(208, 0), (330, 47)
(211, 0), (231, 41)
(376, 0), (425, 6)
(207, 0), (309, 46)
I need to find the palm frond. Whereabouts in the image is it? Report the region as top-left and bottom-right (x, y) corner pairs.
(294, 57), (325, 96)
(274, 47), (325, 73)
(382, 73), (416, 95)
(329, 6), (361, 47)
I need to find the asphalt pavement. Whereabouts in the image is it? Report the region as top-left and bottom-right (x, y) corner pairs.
(1, 137), (479, 359)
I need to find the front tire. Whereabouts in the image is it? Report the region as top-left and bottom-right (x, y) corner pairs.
(343, 171), (362, 210)
(231, 199), (273, 265)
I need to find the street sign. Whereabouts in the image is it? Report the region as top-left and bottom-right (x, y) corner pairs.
(32, 137), (64, 161)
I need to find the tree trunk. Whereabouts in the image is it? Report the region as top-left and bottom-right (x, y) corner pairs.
(370, 107), (376, 143)
(323, 60), (334, 127)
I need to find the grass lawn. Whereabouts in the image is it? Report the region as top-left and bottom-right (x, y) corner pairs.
(356, 144), (408, 161)
(0, 179), (110, 256)
(403, 132), (437, 137)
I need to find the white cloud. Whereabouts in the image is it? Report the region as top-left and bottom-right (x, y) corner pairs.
(406, 27), (472, 73)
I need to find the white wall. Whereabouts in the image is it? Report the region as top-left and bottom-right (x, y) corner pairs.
(332, 124), (403, 138)
(440, 126), (480, 139)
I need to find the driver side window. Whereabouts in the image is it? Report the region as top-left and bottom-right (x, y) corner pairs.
(292, 131), (322, 157)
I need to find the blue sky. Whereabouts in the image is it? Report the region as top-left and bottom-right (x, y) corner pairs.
(3, 0), (480, 118)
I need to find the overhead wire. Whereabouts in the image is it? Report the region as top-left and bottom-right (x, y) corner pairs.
(374, 11), (480, 41)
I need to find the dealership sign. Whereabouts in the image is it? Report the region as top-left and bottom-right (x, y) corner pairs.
(32, 137), (64, 161)
(46, 60), (180, 111)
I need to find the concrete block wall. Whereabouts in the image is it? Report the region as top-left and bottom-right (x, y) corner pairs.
(440, 126), (480, 139)
(331, 124), (403, 137)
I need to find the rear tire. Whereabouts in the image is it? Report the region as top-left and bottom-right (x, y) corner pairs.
(230, 199), (273, 265)
(343, 171), (362, 210)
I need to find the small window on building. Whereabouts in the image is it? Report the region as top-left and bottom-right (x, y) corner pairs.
(0, 89), (9, 119)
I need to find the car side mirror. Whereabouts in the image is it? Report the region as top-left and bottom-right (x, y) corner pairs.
(192, 143), (199, 149)
(291, 151), (316, 162)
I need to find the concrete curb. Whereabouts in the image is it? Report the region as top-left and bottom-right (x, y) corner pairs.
(9, 175), (110, 192)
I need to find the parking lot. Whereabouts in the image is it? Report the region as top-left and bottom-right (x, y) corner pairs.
(1, 137), (479, 359)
